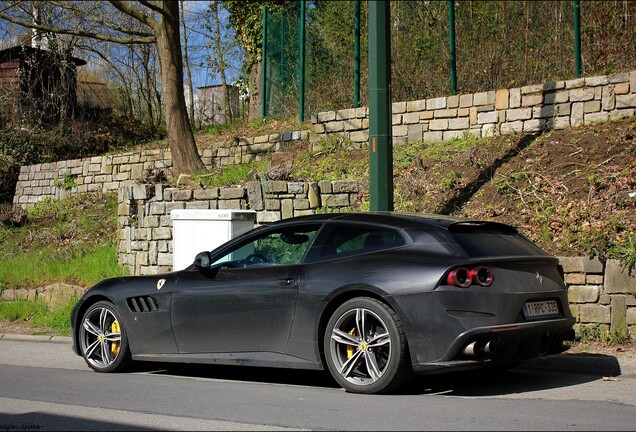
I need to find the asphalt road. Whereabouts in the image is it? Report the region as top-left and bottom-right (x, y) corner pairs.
(0, 337), (635, 431)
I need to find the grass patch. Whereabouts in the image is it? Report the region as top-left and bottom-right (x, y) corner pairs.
(0, 243), (124, 288)
(0, 192), (127, 290)
(0, 299), (74, 335)
(194, 161), (268, 187)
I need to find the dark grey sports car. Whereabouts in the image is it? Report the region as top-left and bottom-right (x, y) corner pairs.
(71, 212), (575, 394)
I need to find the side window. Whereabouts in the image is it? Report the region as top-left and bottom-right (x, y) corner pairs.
(305, 224), (406, 263)
(211, 225), (319, 268)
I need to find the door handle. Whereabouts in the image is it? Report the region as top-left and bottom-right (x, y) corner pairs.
(278, 278), (295, 286)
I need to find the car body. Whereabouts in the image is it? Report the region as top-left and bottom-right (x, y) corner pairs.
(71, 212), (575, 393)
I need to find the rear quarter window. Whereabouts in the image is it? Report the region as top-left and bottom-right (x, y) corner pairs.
(304, 223), (407, 263)
(449, 222), (548, 257)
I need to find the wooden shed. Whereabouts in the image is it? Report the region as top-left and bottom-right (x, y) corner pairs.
(0, 45), (86, 127)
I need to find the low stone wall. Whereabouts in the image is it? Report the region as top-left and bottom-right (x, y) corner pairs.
(560, 257), (636, 338)
(117, 180), (366, 275)
(12, 131), (309, 208)
(312, 71), (636, 147)
(0, 283), (84, 307)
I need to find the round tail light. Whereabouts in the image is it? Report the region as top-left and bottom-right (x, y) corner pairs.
(472, 266), (494, 287)
(447, 267), (472, 288)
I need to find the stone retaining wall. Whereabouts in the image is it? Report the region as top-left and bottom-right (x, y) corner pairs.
(13, 70), (636, 208)
(311, 71), (636, 147)
(12, 131), (309, 208)
(560, 257), (636, 338)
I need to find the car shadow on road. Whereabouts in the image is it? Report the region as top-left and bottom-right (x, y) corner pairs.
(143, 362), (341, 389)
(136, 352), (621, 396)
(403, 352), (622, 397)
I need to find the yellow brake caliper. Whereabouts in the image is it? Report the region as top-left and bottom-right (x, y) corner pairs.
(111, 320), (121, 355)
(347, 328), (356, 358)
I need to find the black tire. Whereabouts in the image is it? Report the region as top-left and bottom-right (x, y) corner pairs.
(323, 297), (413, 394)
(79, 300), (132, 373)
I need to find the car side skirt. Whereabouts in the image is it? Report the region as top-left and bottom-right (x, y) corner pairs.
(131, 351), (325, 371)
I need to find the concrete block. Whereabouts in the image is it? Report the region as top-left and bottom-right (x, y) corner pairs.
(611, 296), (627, 332)
(579, 304), (610, 323)
(459, 93), (473, 108)
(495, 89), (509, 110)
(605, 260), (636, 294)
(584, 112), (609, 124)
(477, 111), (498, 124)
(407, 99), (427, 112)
(567, 285), (600, 303)
(507, 108), (532, 121)
(570, 87), (595, 102)
(602, 85), (616, 110)
(426, 97), (446, 110)
(571, 102), (584, 126)
(434, 109), (458, 118)
(616, 94), (636, 108)
(608, 72), (630, 84)
(585, 76), (608, 86)
(521, 93), (543, 107)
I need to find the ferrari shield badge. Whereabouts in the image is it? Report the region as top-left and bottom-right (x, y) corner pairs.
(157, 279), (166, 290)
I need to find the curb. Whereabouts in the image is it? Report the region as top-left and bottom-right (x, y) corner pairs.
(0, 333), (73, 344)
(2, 333), (635, 377)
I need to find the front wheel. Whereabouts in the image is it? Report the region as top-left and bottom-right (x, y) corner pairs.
(79, 300), (132, 373)
(323, 297), (413, 394)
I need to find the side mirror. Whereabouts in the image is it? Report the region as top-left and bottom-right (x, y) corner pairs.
(193, 251), (212, 269)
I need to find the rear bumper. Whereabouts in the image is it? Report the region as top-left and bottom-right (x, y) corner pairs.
(412, 317), (575, 374)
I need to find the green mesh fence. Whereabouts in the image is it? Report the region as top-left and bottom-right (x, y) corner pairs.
(263, 2), (300, 119)
(263, 1), (636, 120)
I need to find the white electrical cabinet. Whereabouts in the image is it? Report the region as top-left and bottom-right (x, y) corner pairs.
(170, 209), (257, 271)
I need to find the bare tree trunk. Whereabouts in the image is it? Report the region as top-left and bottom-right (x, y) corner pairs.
(248, 59), (261, 121)
(210, 0), (233, 123)
(156, 1), (205, 176)
(180, 0), (196, 127)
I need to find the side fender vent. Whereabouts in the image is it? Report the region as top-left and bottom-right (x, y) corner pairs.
(127, 296), (159, 313)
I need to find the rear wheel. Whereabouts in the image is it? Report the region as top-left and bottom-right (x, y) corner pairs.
(323, 297), (413, 394)
(79, 301), (132, 373)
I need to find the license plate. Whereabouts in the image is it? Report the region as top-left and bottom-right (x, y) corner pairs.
(523, 300), (559, 319)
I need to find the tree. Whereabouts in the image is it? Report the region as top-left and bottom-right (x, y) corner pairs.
(0, 1), (205, 176)
(206, 0), (234, 123)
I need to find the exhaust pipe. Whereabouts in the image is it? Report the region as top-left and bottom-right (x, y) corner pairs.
(483, 340), (495, 354)
(463, 340), (496, 357)
(463, 342), (477, 356)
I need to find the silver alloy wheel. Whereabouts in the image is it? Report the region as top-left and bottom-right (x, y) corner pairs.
(80, 306), (122, 370)
(329, 307), (392, 386)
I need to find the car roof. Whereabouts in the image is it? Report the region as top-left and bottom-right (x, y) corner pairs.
(266, 212), (495, 231)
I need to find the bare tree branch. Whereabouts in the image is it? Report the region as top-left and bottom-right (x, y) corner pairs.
(138, 0), (168, 19)
(108, 0), (157, 30)
(0, 10), (155, 44)
(49, 1), (153, 38)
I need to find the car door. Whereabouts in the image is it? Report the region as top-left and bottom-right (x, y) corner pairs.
(170, 224), (320, 354)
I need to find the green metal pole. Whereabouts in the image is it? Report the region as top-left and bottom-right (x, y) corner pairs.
(261, 6), (267, 120)
(354, 0), (360, 108)
(448, 0), (457, 94)
(368, 0), (393, 212)
(299, 0), (305, 123)
(573, 0), (581, 78)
